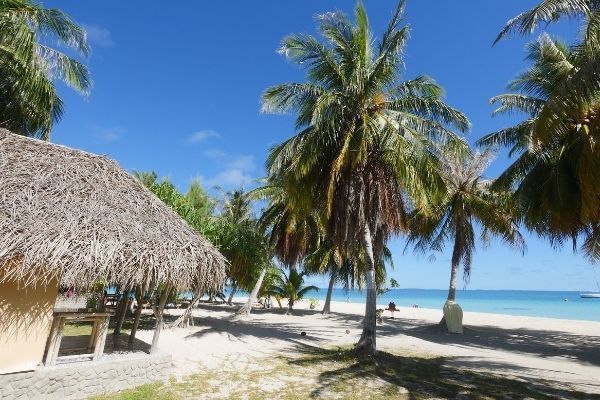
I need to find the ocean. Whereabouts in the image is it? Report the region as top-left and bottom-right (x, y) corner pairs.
(302, 288), (600, 322)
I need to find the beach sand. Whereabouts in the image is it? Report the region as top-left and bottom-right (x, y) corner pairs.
(135, 298), (600, 397)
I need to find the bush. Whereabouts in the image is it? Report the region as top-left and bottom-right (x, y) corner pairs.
(308, 298), (319, 310)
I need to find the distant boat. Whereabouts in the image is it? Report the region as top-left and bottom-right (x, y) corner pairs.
(580, 293), (600, 299)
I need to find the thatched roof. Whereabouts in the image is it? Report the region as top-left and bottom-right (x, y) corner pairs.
(0, 129), (226, 290)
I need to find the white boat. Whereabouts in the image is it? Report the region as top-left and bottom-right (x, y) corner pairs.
(580, 293), (600, 298)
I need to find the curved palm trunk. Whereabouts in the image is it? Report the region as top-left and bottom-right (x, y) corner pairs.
(235, 267), (267, 319)
(227, 282), (238, 306)
(447, 259), (459, 302)
(129, 286), (144, 343)
(167, 292), (203, 328)
(150, 286), (170, 354)
(113, 287), (131, 335)
(322, 268), (336, 315)
(440, 236), (462, 330)
(356, 223), (377, 356)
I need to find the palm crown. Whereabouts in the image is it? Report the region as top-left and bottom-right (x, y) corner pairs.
(266, 268), (318, 314)
(479, 34), (599, 258)
(0, 0), (90, 139)
(262, 1), (470, 257)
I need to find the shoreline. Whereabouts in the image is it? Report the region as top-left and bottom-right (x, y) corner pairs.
(228, 296), (600, 325)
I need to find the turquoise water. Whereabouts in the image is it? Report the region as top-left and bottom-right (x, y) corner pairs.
(168, 287), (600, 322)
(305, 288), (600, 322)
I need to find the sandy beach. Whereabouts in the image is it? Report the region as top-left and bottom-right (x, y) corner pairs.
(134, 298), (600, 398)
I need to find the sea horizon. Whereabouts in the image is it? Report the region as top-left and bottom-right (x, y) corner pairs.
(231, 288), (600, 322)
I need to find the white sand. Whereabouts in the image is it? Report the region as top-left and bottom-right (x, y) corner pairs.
(136, 298), (600, 394)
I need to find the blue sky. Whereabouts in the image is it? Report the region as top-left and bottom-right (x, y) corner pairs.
(46, 0), (598, 291)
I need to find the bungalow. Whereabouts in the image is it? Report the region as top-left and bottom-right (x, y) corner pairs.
(0, 129), (226, 397)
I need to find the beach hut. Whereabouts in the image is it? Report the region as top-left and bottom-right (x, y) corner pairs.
(0, 129), (227, 375)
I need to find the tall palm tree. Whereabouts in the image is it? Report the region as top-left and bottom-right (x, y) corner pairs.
(266, 268), (318, 315)
(0, 0), (90, 139)
(494, 2), (600, 261)
(262, 1), (469, 355)
(478, 34), (599, 260)
(407, 151), (525, 333)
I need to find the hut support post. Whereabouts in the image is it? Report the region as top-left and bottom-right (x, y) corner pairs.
(150, 286), (170, 354)
(114, 287), (131, 335)
(129, 286), (144, 343)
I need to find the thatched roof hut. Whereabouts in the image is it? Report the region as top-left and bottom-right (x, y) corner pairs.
(0, 129), (226, 291)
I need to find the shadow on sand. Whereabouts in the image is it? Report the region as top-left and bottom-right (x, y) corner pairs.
(390, 318), (600, 368)
(183, 303), (600, 398)
(287, 343), (600, 400)
(188, 303), (600, 367)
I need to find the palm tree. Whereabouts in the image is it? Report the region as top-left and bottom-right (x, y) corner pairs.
(478, 34), (599, 260)
(494, 0), (600, 102)
(266, 268), (318, 315)
(495, 0), (599, 44)
(221, 189), (253, 224)
(253, 180), (320, 270)
(209, 190), (274, 318)
(407, 150), (525, 333)
(494, 2), (600, 261)
(302, 237), (342, 314)
(262, 1), (469, 355)
(215, 189), (265, 306)
(0, 0), (90, 139)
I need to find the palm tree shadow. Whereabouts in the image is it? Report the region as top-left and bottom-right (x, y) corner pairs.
(287, 344), (600, 400)
(399, 322), (600, 367)
(184, 314), (332, 344)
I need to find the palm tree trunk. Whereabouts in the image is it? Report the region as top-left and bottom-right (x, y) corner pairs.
(235, 267), (267, 319)
(447, 259), (459, 302)
(322, 268), (336, 315)
(356, 223), (377, 356)
(129, 286), (144, 343)
(287, 299), (293, 315)
(150, 286), (170, 354)
(440, 237), (462, 330)
(227, 282), (238, 305)
(113, 287), (130, 335)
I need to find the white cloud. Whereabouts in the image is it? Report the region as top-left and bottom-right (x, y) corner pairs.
(199, 149), (257, 189)
(187, 130), (219, 143)
(204, 149), (256, 171)
(202, 169), (254, 188)
(83, 24), (114, 48)
(92, 127), (124, 142)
